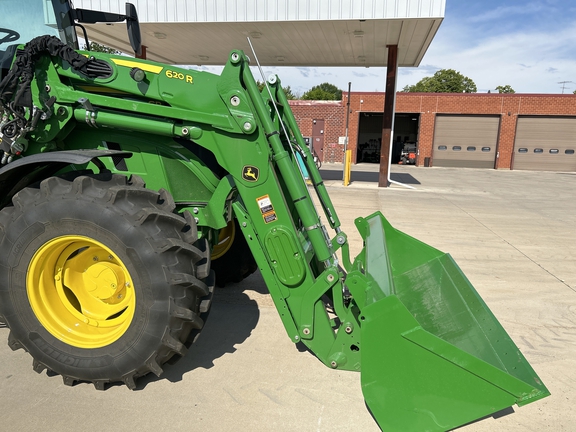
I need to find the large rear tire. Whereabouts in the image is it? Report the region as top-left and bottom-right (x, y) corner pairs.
(210, 219), (258, 287)
(0, 173), (214, 389)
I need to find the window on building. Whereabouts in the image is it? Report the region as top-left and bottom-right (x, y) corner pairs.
(518, 148), (528, 153)
(482, 147), (491, 152)
(452, 146), (462, 151)
(438, 145), (447, 150)
(534, 148), (543, 153)
(467, 146), (476, 151)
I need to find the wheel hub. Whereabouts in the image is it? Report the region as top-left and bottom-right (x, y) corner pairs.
(84, 262), (126, 300)
(27, 235), (135, 348)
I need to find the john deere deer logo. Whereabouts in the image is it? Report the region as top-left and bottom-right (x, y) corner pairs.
(242, 166), (259, 182)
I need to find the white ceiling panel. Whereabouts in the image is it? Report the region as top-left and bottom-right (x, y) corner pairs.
(75, 0), (444, 66)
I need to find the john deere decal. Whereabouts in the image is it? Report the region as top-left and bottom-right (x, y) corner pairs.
(242, 165), (259, 182)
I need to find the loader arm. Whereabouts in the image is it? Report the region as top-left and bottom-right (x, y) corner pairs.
(218, 54), (550, 430)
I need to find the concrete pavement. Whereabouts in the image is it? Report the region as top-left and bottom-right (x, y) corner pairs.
(1, 164), (574, 431)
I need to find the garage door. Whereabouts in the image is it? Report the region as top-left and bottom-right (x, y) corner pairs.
(432, 115), (500, 168)
(513, 117), (576, 172)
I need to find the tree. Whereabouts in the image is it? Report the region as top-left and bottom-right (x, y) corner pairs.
(283, 85), (298, 100)
(402, 69), (477, 93)
(256, 80), (266, 92)
(256, 81), (298, 99)
(83, 41), (121, 55)
(495, 85), (515, 94)
(301, 82), (342, 100)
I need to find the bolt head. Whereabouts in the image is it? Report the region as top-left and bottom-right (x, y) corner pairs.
(303, 328), (310, 335)
(330, 361), (337, 368)
(345, 326), (353, 334)
(243, 122), (252, 131)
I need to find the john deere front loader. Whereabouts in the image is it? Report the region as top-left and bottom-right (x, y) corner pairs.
(0, 2), (549, 430)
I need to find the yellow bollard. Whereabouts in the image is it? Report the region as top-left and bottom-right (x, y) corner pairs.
(343, 149), (352, 186)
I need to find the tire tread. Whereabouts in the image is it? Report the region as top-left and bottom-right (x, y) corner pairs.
(0, 172), (214, 390)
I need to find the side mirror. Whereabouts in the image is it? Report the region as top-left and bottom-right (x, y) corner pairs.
(125, 3), (142, 57)
(73, 2), (142, 57)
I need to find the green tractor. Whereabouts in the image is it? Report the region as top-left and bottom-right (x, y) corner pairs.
(0, 2), (549, 430)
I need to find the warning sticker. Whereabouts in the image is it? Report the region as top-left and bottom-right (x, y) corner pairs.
(257, 195), (274, 215)
(257, 195), (277, 224)
(263, 212), (278, 224)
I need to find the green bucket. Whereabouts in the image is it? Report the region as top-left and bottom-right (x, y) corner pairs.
(353, 212), (549, 431)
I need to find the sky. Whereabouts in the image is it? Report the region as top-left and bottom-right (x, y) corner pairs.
(198, 0), (576, 96)
(3, 0), (575, 96)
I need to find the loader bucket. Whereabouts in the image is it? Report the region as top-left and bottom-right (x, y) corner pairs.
(354, 212), (549, 431)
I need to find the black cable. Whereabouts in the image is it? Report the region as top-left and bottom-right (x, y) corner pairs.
(0, 35), (92, 111)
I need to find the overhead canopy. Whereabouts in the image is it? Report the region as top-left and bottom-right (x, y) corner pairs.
(72, 0), (445, 67)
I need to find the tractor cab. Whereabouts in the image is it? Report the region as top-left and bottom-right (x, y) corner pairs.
(0, 0), (141, 82)
(0, 1), (60, 80)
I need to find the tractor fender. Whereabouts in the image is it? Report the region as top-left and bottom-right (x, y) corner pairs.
(0, 149), (132, 208)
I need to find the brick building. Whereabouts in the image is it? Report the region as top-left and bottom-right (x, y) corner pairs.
(290, 93), (576, 172)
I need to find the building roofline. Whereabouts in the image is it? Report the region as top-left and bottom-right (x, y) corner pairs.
(347, 91), (576, 97)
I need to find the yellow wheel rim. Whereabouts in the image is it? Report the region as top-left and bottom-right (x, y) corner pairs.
(27, 235), (136, 349)
(211, 221), (235, 260)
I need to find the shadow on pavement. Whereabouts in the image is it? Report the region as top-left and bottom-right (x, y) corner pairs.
(137, 276), (262, 389)
(319, 169), (421, 185)
(390, 172), (421, 185)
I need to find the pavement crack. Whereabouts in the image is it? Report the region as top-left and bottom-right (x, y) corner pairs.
(258, 388), (282, 405)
